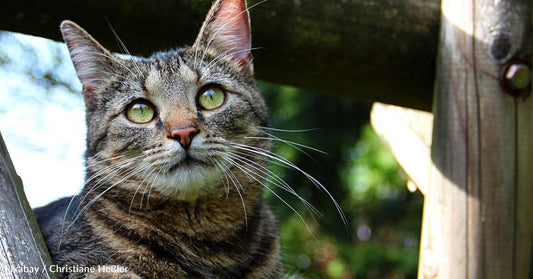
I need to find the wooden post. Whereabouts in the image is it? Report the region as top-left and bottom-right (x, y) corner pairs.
(0, 132), (57, 278)
(419, 0), (533, 278)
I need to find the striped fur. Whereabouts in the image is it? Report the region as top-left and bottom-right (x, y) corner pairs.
(34, 0), (284, 278)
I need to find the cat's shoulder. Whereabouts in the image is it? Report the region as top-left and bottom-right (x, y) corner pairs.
(34, 196), (78, 230)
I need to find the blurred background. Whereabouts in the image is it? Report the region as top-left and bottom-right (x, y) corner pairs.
(0, 31), (423, 278)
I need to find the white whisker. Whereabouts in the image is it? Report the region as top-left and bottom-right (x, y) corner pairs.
(213, 156), (248, 227)
(144, 167), (163, 208)
(226, 151), (320, 216)
(258, 126), (319, 133)
(205, 46), (262, 69)
(209, 158), (231, 197)
(198, 0), (267, 67)
(221, 151), (317, 238)
(247, 134), (328, 155)
(79, 155), (144, 210)
(68, 154), (149, 229)
(129, 167), (156, 215)
(84, 51), (140, 79)
(227, 142), (349, 230)
(105, 19), (145, 78)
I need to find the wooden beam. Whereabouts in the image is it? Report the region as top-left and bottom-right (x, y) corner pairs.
(0, 132), (57, 278)
(419, 0), (533, 278)
(0, 0), (441, 111)
(370, 103), (433, 195)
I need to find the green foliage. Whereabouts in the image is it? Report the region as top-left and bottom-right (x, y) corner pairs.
(259, 81), (423, 278)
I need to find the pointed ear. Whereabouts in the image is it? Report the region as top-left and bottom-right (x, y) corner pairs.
(60, 20), (115, 102)
(194, 0), (253, 73)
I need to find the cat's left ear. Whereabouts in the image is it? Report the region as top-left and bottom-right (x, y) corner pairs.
(194, 0), (253, 74)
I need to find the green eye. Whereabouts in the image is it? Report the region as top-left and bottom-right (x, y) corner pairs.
(198, 87), (226, 110)
(126, 100), (156, 123)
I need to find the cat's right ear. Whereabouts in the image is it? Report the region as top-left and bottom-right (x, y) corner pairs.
(60, 20), (114, 102)
(193, 0), (253, 74)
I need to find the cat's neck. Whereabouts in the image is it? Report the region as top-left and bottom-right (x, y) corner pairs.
(75, 179), (280, 278)
(80, 178), (264, 240)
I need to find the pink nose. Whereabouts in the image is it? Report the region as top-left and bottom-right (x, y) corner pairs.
(169, 126), (198, 148)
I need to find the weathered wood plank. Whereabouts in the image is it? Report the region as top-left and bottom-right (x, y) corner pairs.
(419, 0), (533, 278)
(370, 103), (433, 195)
(0, 132), (57, 279)
(515, 97), (533, 278)
(0, 0), (441, 111)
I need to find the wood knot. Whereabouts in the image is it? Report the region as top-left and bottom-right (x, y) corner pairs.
(490, 34), (512, 62)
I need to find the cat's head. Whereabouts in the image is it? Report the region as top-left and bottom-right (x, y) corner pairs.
(61, 0), (270, 201)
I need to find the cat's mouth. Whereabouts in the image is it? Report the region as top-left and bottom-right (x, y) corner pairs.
(153, 152), (223, 200)
(166, 154), (210, 174)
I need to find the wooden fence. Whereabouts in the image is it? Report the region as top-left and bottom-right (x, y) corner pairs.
(1, 0), (532, 278)
(372, 0), (533, 277)
(0, 133), (57, 279)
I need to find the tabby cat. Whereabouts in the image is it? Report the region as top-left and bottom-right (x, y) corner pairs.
(34, 0), (285, 278)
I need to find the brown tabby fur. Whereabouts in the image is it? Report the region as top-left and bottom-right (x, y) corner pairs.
(34, 0), (284, 278)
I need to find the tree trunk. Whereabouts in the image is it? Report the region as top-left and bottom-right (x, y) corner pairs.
(0, 0), (440, 111)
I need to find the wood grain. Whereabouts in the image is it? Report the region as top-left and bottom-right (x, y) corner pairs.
(0, 0), (440, 110)
(0, 132), (57, 279)
(419, 0), (533, 278)
(370, 103), (433, 195)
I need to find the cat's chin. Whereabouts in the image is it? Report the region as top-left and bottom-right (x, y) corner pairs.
(154, 161), (224, 201)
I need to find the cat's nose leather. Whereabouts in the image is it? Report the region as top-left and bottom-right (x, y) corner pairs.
(169, 126), (198, 148)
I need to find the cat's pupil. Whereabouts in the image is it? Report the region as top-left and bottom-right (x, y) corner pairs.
(136, 104), (146, 114)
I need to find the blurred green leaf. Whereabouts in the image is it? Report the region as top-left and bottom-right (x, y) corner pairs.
(259, 81), (423, 278)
